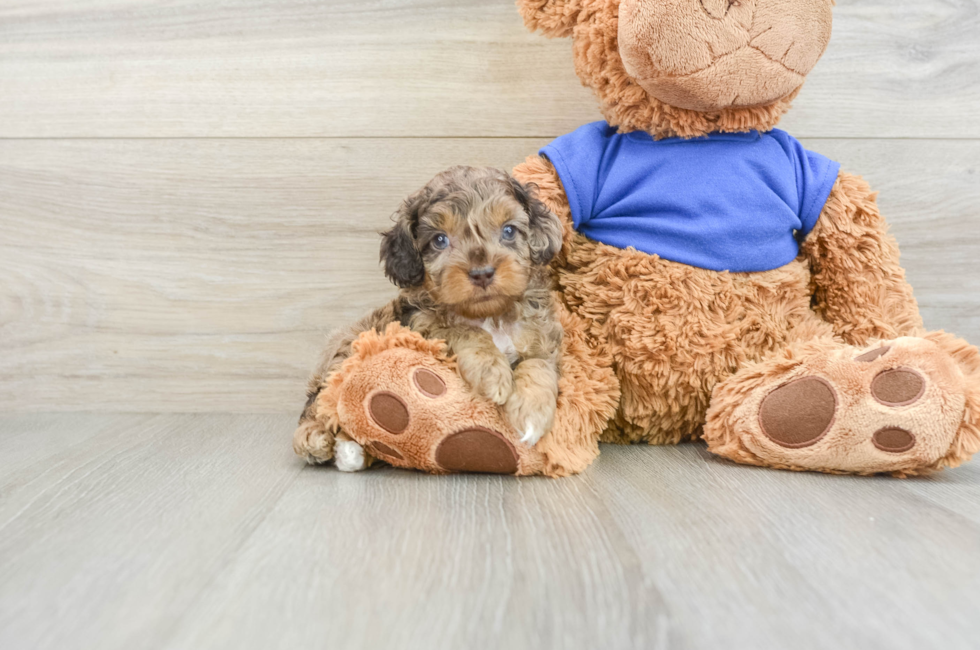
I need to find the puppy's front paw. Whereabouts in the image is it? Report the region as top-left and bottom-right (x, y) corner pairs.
(505, 390), (557, 447)
(458, 351), (514, 405)
(334, 439), (368, 472)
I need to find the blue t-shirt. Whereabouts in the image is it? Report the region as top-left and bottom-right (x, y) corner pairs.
(540, 122), (841, 273)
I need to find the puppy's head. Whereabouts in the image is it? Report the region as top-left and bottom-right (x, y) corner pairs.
(380, 166), (562, 319)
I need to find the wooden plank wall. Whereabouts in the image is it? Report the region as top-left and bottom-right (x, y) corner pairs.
(1, 0), (979, 413)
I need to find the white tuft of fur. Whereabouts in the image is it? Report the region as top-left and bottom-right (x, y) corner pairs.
(334, 440), (368, 472)
(466, 318), (521, 365)
(520, 424), (544, 447)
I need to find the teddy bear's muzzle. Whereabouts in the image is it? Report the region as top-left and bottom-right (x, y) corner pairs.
(617, 0), (833, 112)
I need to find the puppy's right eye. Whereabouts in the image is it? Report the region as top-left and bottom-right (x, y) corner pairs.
(431, 233), (449, 250)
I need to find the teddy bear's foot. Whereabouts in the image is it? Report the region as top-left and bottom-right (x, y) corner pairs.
(334, 342), (548, 476)
(704, 333), (980, 476)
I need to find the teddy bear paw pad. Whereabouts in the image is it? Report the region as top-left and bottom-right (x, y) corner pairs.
(759, 377), (836, 449)
(413, 368), (447, 397)
(366, 441), (404, 461)
(855, 345), (891, 363)
(708, 336), (972, 474)
(870, 368), (925, 406)
(368, 392), (411, 434)
(334, 343), (536, 474)
(435, 427), (519, 474)
(871, 427), (916, 453)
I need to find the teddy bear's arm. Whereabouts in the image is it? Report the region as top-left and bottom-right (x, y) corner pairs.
(513, 155), (576, 262)
(801, 170), (924, 346)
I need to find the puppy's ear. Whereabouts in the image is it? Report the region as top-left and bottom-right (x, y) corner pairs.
(508, 177), (563, 266)
(380, 190), (427, 288)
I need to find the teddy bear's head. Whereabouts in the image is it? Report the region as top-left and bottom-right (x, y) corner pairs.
(519, 0), (834, 138)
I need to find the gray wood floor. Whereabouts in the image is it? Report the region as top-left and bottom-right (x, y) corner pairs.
(2, 414), (979, 650)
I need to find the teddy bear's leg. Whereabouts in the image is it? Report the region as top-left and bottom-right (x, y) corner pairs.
(704, 332), (980, 476)
(310, 307), (617, 477)
(300, 323), (559, 476)
(334, 341), (547, 476)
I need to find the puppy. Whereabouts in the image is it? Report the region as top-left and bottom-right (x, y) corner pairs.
(295, 166), (565, 471)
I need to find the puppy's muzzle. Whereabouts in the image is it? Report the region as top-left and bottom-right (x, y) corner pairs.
(468, 266), (496, 289)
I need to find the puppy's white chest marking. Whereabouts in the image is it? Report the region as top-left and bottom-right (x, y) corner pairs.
(466, 318), (520, 365)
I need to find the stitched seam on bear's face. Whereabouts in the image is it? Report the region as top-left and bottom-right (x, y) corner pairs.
(699, 0), (729, 20)
(750, 45), (807, 76)
(643, 40), (807, 82)
(632, 0), (750, 80)
(648, 48), (740, 80)
(640, 1), (811, 83)
(700, 0), (747, 21)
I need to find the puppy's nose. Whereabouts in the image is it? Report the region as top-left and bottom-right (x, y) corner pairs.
(468, 266), (496, 289)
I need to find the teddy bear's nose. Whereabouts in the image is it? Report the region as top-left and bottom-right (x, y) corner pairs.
(468, 266), (496, 288)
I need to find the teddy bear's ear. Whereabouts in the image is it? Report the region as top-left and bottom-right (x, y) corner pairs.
(517, 0), (586, 38)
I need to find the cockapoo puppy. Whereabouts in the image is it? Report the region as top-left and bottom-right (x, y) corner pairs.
(297, 166), (565, 471)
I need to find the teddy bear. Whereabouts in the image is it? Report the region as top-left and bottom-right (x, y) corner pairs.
(293, 0), (980, 478)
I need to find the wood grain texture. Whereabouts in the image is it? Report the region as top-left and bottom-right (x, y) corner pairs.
(0, 0), (978, 138)
(593, 445), (980, 650)
(1, 413), (979, 650)
(0, 413), (301, 650)
(2, 138), (978, 413)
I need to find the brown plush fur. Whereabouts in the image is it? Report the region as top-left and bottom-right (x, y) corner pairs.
(802, 172), (924, 344)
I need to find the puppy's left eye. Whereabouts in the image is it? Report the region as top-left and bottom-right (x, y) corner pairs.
(501, 225), (518, 241)
(431, 233), (450, 250)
